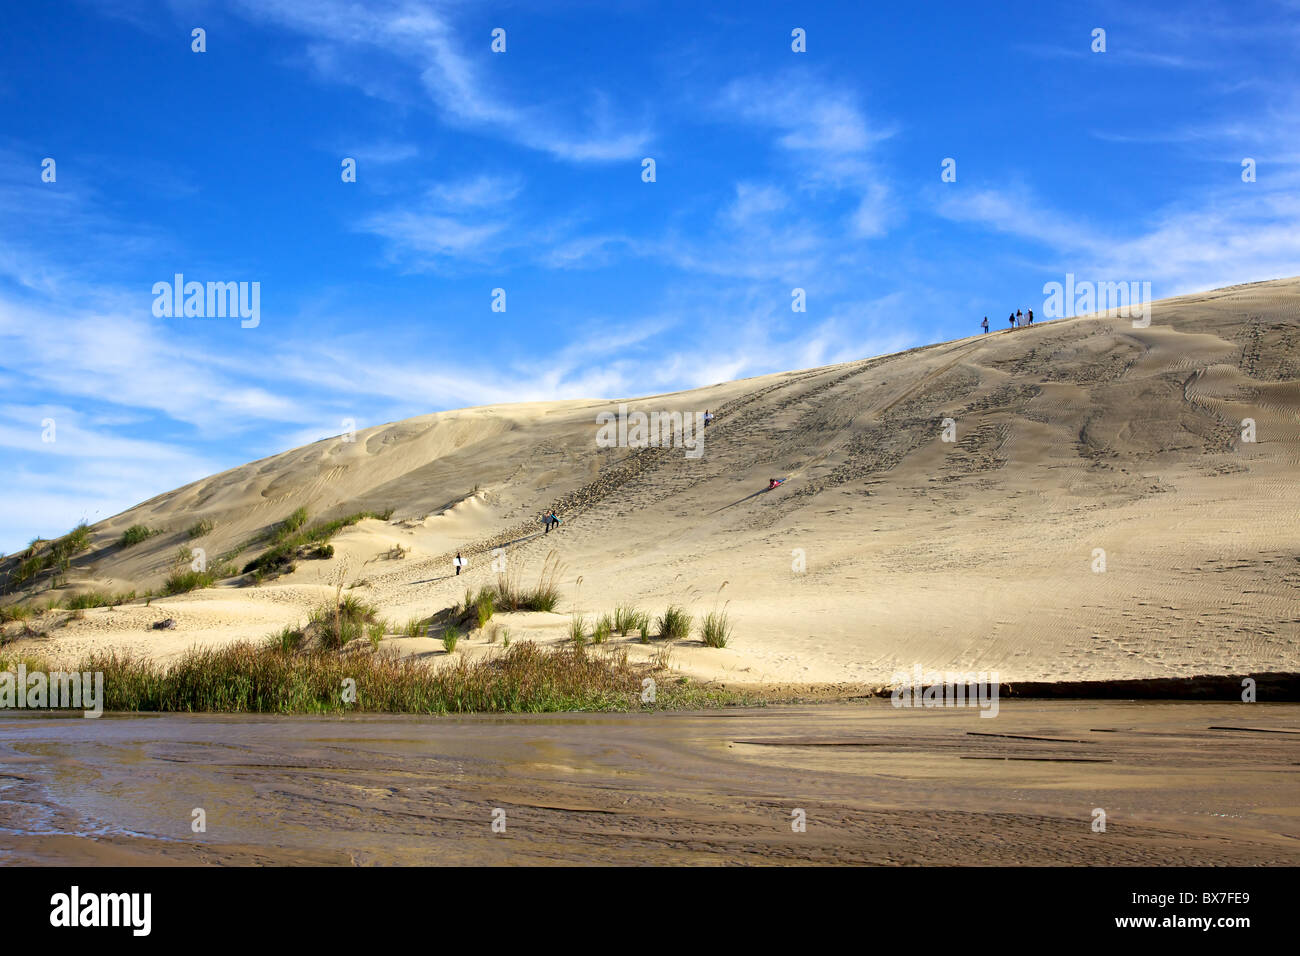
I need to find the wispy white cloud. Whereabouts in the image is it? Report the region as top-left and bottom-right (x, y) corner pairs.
(232, 0), (652, 163)
(934, 178), (1300, 294)
(715, 73), (900, 242)
(358, 173), (522, 266)
(341, 140), (419, 165)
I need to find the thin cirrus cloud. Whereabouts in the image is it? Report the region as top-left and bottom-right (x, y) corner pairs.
(358, 174), (523, 267)
(232, 0), (653, 163)
(933, 182), (1300, 295)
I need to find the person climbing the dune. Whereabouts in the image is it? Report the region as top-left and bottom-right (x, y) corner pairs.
(703, 409), (714, 427)
(768, 477), (784, 490)
(1008, 313), (1015, 330)
(544, 510), (559, 533)
(1027, 308), (1034, 327)
(454, 552), (464, 576)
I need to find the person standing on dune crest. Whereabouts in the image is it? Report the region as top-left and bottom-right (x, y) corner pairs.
(981, 316), (989, 334)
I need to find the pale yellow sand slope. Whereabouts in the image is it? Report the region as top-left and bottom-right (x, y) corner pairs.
(4, 278), (1299, 687)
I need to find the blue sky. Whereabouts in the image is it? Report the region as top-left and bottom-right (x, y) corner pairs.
(2, 0), (1298, 554)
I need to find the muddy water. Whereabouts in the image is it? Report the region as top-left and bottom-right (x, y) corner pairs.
(1, 701), (1297, 865)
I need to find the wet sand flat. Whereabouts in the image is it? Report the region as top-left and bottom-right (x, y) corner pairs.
(1, 700), (1297, 866)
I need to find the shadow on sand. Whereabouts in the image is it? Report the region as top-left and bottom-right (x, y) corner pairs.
(707, 486), (779, 516)
(406, 529), (555, 585)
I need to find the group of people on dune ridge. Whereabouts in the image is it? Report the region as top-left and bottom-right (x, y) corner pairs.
(981, 308), (1035, 333)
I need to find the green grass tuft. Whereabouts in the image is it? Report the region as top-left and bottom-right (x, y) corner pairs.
(119, 525), (161, 547)
(66, 590), (137, 610)
(242, 509), (390, 579)
(12, 640), (751, 714)
(0, 604), (34, 623)
(700, 609), (732, 648)
(568, 614), (586, 646)
(655, 605), (692, 641)
(613, 604), (648, 635)
(442, 626), (460, 654)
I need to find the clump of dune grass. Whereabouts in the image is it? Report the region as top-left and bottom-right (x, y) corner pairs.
(493, 550), (564, 612)
(163, 569), (216, 595)
(60, 523), (92, 555)
(638, 622), (649, 643)
(699, 583), (732, 648)
(614, 604), (650, 636)
(568, 614), (586, 646)
(475, 589), (495, 629)
(592, 614), (613, 645)
(13, 554), (46, 589)
(7, 523), (92, 590)
(0, 604), (33, 623)
(442, 626), (460, 654)
(243, 508), (392, 580)
(272, 624), (305, 653)
(655, 605), (692, 641)
(66, 590), (136, 610)
(162, 554), (237, 594)
(187, 519), (215, 539)
(277, 507), (310, 541)
(402, 617), (424, 638)
(308, 594), (382, 650)
(54, 640), (750, 714)
(700, 608), (732, 648)
(118, 524), (161, 548)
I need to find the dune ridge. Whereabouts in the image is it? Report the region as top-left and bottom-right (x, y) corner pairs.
(4, 277), (1299, 689)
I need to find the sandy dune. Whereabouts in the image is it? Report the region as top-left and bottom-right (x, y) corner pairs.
(4, 277), (1299, 688)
